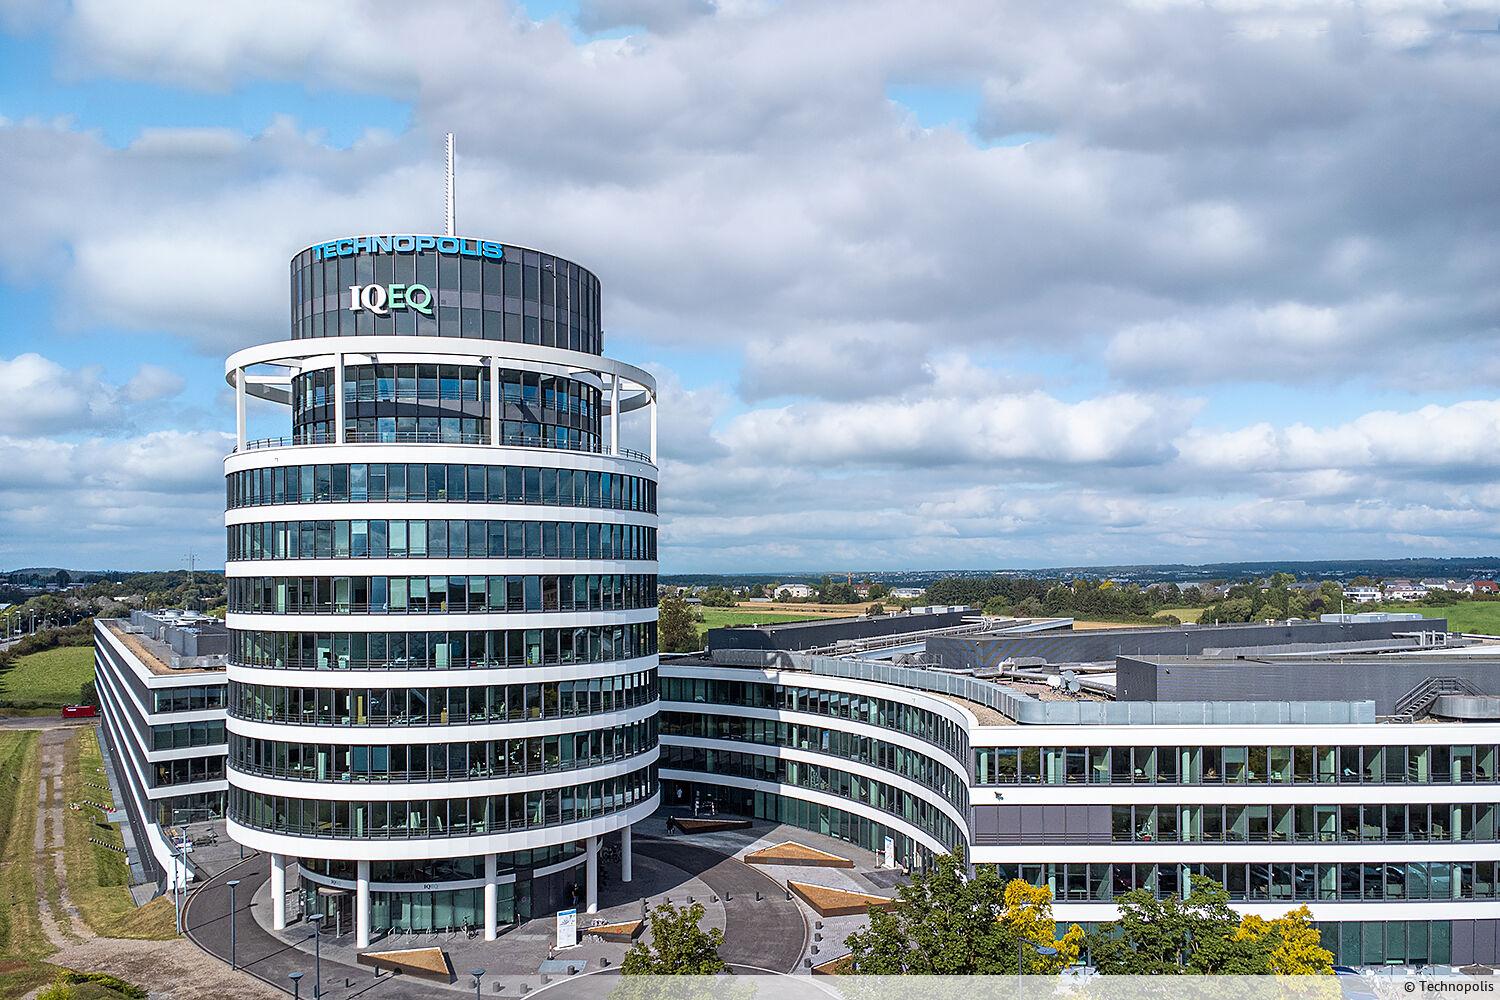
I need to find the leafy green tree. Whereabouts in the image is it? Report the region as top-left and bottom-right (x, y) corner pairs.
(867, 583), (888, 599)
(1089, 875), (1283, 974)
(699, 587), (737, 608)
(622, 901), (726, 974)
(657, 593), (702, 654)
(845, 854), (1082, 973)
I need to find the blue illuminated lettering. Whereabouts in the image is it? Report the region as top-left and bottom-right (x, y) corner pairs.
(309, 235), (506, 261)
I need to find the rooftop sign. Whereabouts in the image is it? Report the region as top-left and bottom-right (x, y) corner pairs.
(311, 235), (504, 261)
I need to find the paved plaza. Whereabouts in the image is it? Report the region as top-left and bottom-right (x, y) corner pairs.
(184, 817), (904, 997)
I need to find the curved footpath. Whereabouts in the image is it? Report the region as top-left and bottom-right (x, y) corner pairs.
(635, 835), (809, 974)
(185, 853), (384, 998)
(186, 834), (808, 995)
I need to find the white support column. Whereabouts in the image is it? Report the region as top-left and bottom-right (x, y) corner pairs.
(356, 860), (370, 949)
(585, 835), (599, 913)
(483, 853), (498, 941)
(610, 376), (620, 456)
(621, 825), (633, 884)
(489, 356), (501, 447)
(270, 853), (287, 931)
(333, 353), (346, 443)
(648, 394), (657, 465)
(234, 368), (247, 451)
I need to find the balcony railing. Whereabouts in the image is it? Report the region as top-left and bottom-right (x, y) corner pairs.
(236, 431), (652, 464)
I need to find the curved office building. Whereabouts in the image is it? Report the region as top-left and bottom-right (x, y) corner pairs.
(664, 647), (1500, 969)
(223, 235), (660, 946)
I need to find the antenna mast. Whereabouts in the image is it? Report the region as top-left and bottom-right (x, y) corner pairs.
(444, 132), (456, 236)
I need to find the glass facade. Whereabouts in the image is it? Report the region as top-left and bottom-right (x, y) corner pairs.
(974, 743), (1500, 786)
(229, 762), (656, 839)
(231, 624), (656, 671)
(659, 743), (964, 853)
(992, 861), (1500, 903)
(660, 711), (966, 810)
(228, 518), (655, 562)
(227, 463), (655, 513)
(289, 240), (602, 353)
(229, 672), (657, 725)
(227, 573), (657, 615)
(660, 675), (969, 767)
(663, 779), (934, 873)
(229, 718), (657, 782)
(1105, 802), (1499, 844)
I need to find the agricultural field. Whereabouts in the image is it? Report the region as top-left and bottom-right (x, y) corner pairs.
(0, 645), (95, 713)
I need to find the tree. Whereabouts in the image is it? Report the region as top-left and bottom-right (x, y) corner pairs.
(865, 602), (886, 616)
(1088, 875), (1269, 974)
(867, 583), (888, 599)
(79, 680), (99, 709)
(1088, 876), (1330, 975)
(622, 901), (726, 974)
(699, 587), (736, 608)
(845, 853), (1082, 974)
(657, 593), (702, 654)
(1234, 906), (1334, 975)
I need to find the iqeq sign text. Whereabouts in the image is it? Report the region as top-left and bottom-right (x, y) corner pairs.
(347, 283), (434, 316)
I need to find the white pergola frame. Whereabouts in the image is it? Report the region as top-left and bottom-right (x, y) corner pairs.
(224, 337), (658, 464)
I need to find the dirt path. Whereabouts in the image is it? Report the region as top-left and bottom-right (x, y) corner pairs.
(27, 726), (283, 1000)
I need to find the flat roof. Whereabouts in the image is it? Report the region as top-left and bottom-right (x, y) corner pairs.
(102, 620), (225, 677)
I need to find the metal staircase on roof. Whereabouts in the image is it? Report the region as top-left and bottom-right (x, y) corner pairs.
(1392, 675), (1487, 721)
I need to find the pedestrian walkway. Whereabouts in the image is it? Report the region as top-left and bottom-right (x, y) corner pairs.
(183, 818), (863, 996)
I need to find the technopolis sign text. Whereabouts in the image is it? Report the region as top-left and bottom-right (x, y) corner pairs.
(312, 235), (505, 261)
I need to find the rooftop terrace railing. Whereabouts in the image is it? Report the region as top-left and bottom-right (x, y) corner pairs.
(235, 431), (653, 465)
(707, 649), (1378, 726)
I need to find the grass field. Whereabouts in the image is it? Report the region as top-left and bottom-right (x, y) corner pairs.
(0, 645), (95, 712)
(1402, 603), (1500, 635)
(63, 731), (176, 940)
(696, 608), (825, 630)
(695, 601), (893, 632)
(0, 730), (56, 998)
(1158, 606), (1206, 623)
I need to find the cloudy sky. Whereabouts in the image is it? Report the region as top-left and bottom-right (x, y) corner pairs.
(2, 0), (1499, 574)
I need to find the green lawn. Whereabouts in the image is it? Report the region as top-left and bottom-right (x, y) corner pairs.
(1401, 603), (1500, 635)
(64, 730), (177, 941)
(0, 645), (95, 712)
(0, 730), (56, 997)
(695, 608), (823, 630)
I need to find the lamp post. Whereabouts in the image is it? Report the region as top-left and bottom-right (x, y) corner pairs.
(227, 879), (240, 970)
(288, 971), (304, 999)
(1017, 941), (1058, 1000)
(308, 912), (324, 999)
(471, 968), (486, 999)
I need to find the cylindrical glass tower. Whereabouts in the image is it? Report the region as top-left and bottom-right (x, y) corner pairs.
(222, 235), (660, 947)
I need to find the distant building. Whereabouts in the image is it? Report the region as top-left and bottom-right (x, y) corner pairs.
(774, 583), (815, 599)
(1342, 586), (1381, 603)
(93, 610), (228, 892)
(1383, 579), (1426, 601)
(1475, 581), (1500, 595)
(889, 587), (925, 600)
